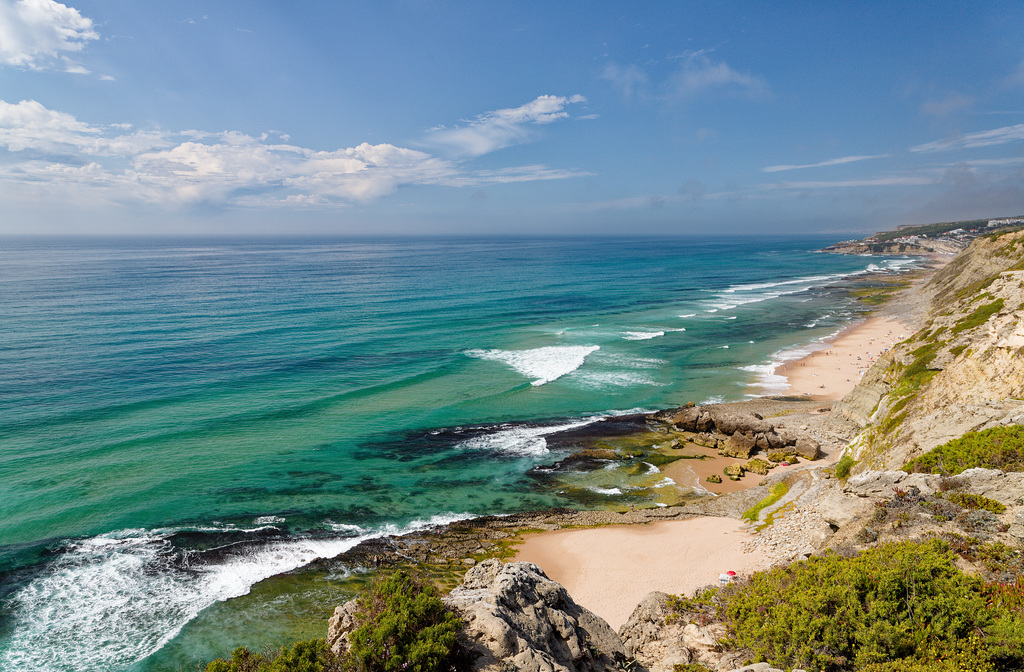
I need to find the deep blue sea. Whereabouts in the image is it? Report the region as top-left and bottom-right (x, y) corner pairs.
(0, 236), (916, 671)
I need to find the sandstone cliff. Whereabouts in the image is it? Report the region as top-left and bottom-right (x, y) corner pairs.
(834, 229), (1024, 469)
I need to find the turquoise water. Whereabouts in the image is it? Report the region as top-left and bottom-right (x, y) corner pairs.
(0, 236), (914, 670)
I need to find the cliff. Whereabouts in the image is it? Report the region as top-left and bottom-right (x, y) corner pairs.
(834, 228), (1024, 469)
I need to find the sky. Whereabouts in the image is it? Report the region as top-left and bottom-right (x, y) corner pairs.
(1, 1), (1023, 236)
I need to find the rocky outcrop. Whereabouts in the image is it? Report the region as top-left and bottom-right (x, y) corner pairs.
(670, 407), (820, 461)
(441, 560), (626, 672)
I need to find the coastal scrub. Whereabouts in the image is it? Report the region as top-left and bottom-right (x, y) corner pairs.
(903, 426), (1024, 475)
(723, 539), (1024, 671)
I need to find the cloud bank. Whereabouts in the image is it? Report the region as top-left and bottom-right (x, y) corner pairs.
(0, 97), (586, 209)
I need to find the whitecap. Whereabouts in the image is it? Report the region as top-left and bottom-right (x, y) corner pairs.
(622, 330), (665, 341)
(466, 345), (599, 386)
(678, 313), (696, 318)
(253, 515), (285, 525)
(457, 418), (601, 456)
(589, 486), (623, 495)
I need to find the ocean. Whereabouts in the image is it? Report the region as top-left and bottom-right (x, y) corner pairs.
(0, 236), (916, 671)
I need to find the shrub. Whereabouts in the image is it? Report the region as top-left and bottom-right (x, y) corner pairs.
(205, 639), (343, 672)
(946, 492), (1006, 514)
(834, 454), (855, 479)
(902, 426), (1024, 475)
(348, 571), (463, 672)
(204, 572), (464, 672)
(723, 539), (1024, 671)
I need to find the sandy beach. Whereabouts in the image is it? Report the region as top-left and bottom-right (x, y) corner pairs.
(774, 316), (910, 400)
(514, 517), (770, 629)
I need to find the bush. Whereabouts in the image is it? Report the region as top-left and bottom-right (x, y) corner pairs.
(205, 639), (343, 672)
(723, 539), (1024, 671)
(946, 492), (1006, 514)
(348, 571), (463, 672)
(903, 426), (1024, 476)
(205, 572), (464, 672)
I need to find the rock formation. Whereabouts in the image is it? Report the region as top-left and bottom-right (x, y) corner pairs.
(670, 407), (820, 461)
(441, 560), (626, 672)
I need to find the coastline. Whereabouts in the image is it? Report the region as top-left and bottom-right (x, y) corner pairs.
(505, 270), (931, 627)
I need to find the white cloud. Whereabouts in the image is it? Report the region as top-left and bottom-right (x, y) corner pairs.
(762, 154), (889, 173)
(0, 0), (98, 69)
(0, 99), (173, 154)
(666, 53), (768, 100)
(911, 124), (1024, 152)
(424, 94), (586, 156)
(0, 98), (586, 209)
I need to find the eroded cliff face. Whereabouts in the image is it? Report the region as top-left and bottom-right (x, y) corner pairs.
(835, 229), (1024, 469)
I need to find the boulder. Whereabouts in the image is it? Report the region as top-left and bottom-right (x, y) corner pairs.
(792, 436), (820, 460)
(706, 474), (722, 484)
(709, 410), (772, 436)
(671, 406), (702, 431)
(442, 560), (625, 672)
(723, 464), (745, 481)
(763, 431), (786, 451)
(745, 458), (771, 476)
(693, 432), (724, 449)
(721, 432), (757, 459)
(766, 450), (791, 463)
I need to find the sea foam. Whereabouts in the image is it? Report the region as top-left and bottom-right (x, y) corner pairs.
(457, 418), (601, 456)
(467, 345), (599, 385)
(0, 514), (472, 672)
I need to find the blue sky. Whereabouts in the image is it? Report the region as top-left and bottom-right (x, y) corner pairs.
(1, 1), (1023, 235)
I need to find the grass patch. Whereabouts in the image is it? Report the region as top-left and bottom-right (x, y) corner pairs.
(903, 425), (1024, 476)
(742, 482), (789, 523)
(952, 298), (1005, 335)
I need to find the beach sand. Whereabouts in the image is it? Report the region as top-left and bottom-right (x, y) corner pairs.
(514, 517), (769, 629)
(774, 317), (909, 400)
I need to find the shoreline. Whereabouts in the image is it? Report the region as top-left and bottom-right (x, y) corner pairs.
(769, 316), (910, 400)
(503, 266), (936, 627)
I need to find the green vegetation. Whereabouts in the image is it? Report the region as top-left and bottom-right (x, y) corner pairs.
(723, 540), (1024, 671)
(951, 298), (1004, 335)
(903, 426), (1024, 476)
(205, 640), (342, 672)
(945, 492), (1007, 514)
(205, 572), (464, 672)
(834, 454), (855, 479)
(741, 482), (788, 523)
